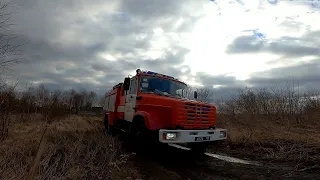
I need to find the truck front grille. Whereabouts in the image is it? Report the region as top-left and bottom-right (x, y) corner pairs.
(184, 103), (211, 124)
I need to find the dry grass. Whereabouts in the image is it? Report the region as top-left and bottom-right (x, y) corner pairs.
(214, 113), (320, 165)
(219, 114), (320, 146)
(0, 115), (142, 180)
(212, 86), (320, 165)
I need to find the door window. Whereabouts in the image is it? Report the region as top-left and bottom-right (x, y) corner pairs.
(129, 77), (138, 94)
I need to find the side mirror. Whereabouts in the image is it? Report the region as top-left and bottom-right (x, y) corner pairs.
(123, 77), (130, 90)
(194, 91), (198, 99)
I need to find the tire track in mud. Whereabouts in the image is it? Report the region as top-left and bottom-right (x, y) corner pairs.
(130, 144), (255, 180)
(129, 144), (320, 180)
(115, 129), (319, 180)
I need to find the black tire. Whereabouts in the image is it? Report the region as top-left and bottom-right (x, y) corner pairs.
(189, 142), (209, 157)
(129, 120), (149, 153)
(104, 115), (114, 136)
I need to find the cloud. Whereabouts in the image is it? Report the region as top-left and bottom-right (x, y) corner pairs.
(192, 72), (248, 101)
(7, 0), (202, 94)
(226, 30), (320, 57)
(246, 59), (320, 91)
(3, 0), (320, 101)
(226, 36), (264, 53)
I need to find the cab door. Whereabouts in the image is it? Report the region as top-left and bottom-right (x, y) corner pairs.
(124, 76), (138, 121)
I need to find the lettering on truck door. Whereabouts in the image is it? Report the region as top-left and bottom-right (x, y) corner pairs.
(125, 77), (137, 121)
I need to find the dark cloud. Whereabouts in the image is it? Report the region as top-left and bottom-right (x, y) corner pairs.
(4, 0), (320, 101)
(120, 0), (183, 19)
(196, 73), (239, 86)
(12, 35), (107, 64)
(226, 31), (320, 57)
(226, 36), (264, 54)
(7, 0), (200, 96)
(193, 72), (247, 101)
(246, 59), (320, 91)
(194, 58), (320, 100)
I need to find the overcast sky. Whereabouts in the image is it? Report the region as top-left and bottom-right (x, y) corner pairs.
(5, 0), (320, 99)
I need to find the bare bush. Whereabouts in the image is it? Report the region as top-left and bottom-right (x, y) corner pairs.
(0, 81), (100, 141)
(214, 82), (320, 159)
(196, 87), (214, 103)
(217, 83), (320, 126)
(98, 95), (105, 107)
(183, 85), (214, 103)
(0, 83), (18, 140)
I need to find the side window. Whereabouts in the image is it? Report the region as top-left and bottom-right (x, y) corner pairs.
(129, 77), (137, 94)
(108, 94), (116, 112)
(104, 96), (110, 111)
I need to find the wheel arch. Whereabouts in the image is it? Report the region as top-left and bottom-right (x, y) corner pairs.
(103, 114), (109, 128)
(132, 111), (154, 130)
(130, 115), (146, 132)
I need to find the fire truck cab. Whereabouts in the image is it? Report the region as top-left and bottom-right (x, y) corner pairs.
(103, 69), (227, 151)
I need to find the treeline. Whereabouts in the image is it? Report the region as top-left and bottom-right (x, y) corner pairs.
(0, 82), (98, 140)
(216, 86), (320, 125)
(184, 84), (320, 125)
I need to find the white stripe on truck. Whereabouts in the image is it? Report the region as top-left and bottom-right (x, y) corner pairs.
(117, 106), (125, 112)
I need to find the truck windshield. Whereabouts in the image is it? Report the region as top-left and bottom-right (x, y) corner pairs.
(140, 76), (187, 97)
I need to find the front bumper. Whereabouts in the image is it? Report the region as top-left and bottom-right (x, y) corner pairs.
(159, 128), (227, 143)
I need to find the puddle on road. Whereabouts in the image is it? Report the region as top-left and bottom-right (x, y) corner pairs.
(168, 143), (192, 151)
(204, 153), (260, 166)
(168, 143), (260, 166)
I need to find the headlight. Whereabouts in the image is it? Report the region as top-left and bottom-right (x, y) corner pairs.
(220, 131), (226, 138)
(163, 132), (177, 140)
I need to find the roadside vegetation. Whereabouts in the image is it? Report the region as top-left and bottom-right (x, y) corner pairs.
(1, 80), (320, 179)
(213, 84), (320, 172)
(1, 0), (320, 179)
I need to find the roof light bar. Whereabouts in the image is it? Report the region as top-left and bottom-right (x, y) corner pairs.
(136, 69), (179, 81)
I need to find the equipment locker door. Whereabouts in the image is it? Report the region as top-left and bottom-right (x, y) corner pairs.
(124, 77), (138, 121)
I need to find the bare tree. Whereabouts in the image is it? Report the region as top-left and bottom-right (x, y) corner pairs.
(183, 85), (214, 103)
(99, 95), (105, 107)
(0, 0), (23, 72)
(197, 87), (214, 103)
(183, 85), (194, 99)
(86, 91), (97, 109)
(19, 86), (37, 121)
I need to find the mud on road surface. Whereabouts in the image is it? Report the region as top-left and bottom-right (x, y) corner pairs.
(127, 143), (320, 180)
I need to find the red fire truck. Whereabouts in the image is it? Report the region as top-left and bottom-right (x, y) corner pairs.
(102, 69), (227, 152)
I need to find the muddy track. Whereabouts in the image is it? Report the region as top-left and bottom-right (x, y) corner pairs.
(126, 144), (320, 180)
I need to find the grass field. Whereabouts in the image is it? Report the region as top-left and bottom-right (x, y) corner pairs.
(1, 113), (320, 180)
(1, 84), (320, 179)
(0, 115), (142, 180)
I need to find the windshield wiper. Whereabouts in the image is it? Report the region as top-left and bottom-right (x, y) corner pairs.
(174, 94), (184, 98)
(145, 88), (162, 95)
(144, 88), (179, 98)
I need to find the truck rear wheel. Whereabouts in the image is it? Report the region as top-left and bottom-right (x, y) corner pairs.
(104, 115), (114, 136)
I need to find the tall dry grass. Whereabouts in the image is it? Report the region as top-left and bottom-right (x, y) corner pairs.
(214, 84), (320, 163)
(0, 83), (100, 141)
(0, 82), (142, 179)
(0, 115), (142, 180)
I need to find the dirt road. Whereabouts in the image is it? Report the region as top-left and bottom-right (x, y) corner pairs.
(128, 143), (320, 180)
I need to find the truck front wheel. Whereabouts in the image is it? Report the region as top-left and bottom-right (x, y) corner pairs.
(188, 142), (209, 156)
(129, 118), (152, 152)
